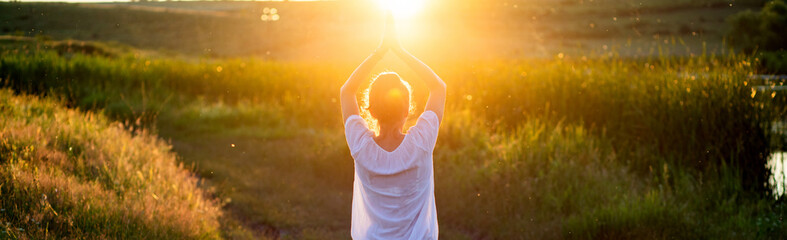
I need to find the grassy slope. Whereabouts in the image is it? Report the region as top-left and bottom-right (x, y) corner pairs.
(0, 89), (222, 239)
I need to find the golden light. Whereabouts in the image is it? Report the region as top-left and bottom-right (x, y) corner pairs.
(387, 88), (402, 99)
(376, 0), (425, 19)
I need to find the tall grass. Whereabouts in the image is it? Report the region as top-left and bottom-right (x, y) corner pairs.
(434, 110), (785, 239)
(0, 39), (339, 128)
(443, 54), (783, 191)
(0, 89), (222, 239)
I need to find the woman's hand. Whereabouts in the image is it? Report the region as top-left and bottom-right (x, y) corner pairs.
(378, 11), (402, 53)
(343, 11), (397, 121)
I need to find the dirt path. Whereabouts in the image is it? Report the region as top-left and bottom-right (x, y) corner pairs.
(163, 132), (355, 239)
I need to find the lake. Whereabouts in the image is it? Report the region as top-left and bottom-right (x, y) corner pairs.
(770, 151), (786, 197)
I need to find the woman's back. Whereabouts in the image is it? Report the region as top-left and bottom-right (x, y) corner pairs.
(345, 111), (440, 240)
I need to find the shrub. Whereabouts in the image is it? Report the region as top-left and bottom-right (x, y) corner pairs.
(727, 0), (787, 73)
(728, 0), (787, 52)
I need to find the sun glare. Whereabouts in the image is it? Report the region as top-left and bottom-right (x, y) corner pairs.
(377, 0), (425, 19)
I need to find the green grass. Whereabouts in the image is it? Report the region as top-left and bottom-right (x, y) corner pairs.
(0, 36), (786, 239)
(0, 89), (222, 239)
(436, 109), (785, 239)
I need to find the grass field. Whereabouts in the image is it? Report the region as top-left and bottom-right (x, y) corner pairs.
(1, 1), (786, 239)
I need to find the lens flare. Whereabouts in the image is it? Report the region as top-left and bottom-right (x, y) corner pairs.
(376, 0), (425, 19)
(387, 89), (402, 98)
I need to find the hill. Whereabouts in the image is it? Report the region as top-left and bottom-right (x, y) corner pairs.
(0, 89), (223, 239)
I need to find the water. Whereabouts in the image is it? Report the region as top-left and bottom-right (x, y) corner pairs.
(771, 119), (786, 197)
(770, 152), (786, 197)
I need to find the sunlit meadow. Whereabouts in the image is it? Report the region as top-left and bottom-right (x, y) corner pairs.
(1, 0), (786, 239)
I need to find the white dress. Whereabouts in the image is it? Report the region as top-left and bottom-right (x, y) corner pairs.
(344, 111), (440, 240)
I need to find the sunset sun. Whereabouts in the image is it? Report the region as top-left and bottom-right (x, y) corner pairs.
(376, 0), (425, 19)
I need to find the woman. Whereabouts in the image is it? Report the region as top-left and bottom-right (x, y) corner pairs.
(340, 12), (446, 240)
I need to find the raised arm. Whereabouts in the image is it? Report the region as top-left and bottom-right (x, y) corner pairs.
(341, 51), (385, 122)
(393, 48), (446, 122)
(377, 12), (445, 122)
(341, 13), (398, 122)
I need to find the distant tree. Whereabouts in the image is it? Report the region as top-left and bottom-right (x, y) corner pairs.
(728, 0), (787, 73)
(728, 0), (787, 52)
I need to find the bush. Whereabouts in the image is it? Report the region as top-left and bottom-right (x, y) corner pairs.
(728, 0), (787, 72)
(758, 51), (787, 73)
(728, 0), (787, 52)
(0, 90), (223, 239)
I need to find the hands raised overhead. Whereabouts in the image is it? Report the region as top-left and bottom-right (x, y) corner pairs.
(378, 11), (402, 54)
(342, 10), (446, 122)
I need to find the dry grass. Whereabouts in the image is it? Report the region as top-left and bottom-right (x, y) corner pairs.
(0, 89), (222, 239)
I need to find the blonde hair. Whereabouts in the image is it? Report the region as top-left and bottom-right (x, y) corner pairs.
(361, 72), (415, 136)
